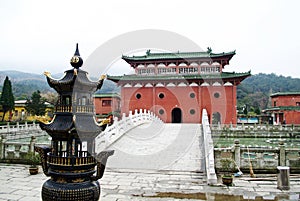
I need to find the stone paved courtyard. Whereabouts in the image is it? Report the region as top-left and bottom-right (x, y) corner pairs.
(0, 164), (300, 201)
(106, 123), (204, 172)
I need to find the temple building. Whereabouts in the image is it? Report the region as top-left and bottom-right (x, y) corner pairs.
(0, 100), (53, 122)
(108, 48), (250, 124)
(93, 93), (121, 120)
(264, 92), (300, 124)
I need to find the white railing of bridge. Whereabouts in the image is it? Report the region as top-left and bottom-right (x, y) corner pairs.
(202, 109), (217, 185)
(95, 109), (163, 153)
(0, 122), (40, 134)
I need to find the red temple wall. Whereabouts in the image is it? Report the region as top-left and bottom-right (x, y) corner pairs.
(94, 97), (120, 116)
(272, 95), (300, 107)
(120, 85), (237, 124)
(284, 111), (300, 124)
(271, 95), (300, 124)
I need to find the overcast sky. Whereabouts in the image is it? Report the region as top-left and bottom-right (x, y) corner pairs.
(0, 0), (299, 78)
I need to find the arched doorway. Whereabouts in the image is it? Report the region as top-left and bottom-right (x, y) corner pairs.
(172, 108), (182, 123)
(212, 112), (221, 125)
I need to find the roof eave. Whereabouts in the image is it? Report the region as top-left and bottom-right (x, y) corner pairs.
(107, 72), (251, 83)
(122, 51), (236, 63)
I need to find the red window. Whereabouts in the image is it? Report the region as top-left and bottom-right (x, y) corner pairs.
(102, 100), (112, 106)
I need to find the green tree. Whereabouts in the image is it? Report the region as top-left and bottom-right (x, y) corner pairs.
(25, 90), (46, 116)
(0, 76), (15, 121)
(254, 107), (261, 115)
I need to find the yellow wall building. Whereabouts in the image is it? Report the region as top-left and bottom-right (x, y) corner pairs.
(0, 100), (53, 122)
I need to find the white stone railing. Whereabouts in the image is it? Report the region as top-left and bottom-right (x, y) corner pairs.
(95, 109), (163, 153)
(214, 139), (300, 173)
(202, 109), (217, 185)
(0, 122), (47, 141)
(212, 123), (300, 133)
(0, 122), (40, 134)
(0, 136), (50, 161)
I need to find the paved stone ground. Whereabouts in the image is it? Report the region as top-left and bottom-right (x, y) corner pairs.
(1, 123), (299, 200)
(0, 164), (300, 201)
(106, 123), (204, 172)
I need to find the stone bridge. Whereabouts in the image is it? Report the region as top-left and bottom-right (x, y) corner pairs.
(0, 110), (218, 185)
(95, 109), (217, 184)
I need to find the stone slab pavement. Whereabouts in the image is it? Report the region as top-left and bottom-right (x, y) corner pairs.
(106, 123), (204, 172)
(0, 164), (300, 201)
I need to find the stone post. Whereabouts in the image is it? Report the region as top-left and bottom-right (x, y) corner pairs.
(139, 108), (143, 121)
(0, 135), (6, 159)
(277, 166), (290, 190)
(114, 117), (119, 137)
(234, 139), (241, 169)
(257, 153), (263, 168)
(128, 110), (133, 126)
(122, 113), (127, 131)
(15, 144), (21, 158)
(29, 136), (36, 153)
(16, 122), (20, 131)
(7, 122), (10, 133)
(279, 140), (286, 166)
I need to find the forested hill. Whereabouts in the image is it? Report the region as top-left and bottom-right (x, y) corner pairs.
(0, 70), (49, 99)
(0, 70), (119, 100)
(239, 73), (300, 94)
(237, 73), (300, 112)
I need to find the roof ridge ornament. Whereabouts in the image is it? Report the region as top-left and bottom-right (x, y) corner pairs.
(146, 49), (151, 56)
(74, 43), (80, 56)
(70, 43), (83, 69)
(207, 47), (212, 53)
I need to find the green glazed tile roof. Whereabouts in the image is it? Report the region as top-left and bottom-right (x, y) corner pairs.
(107, 71), (250, 82)
(93, 93), (120, 98)
(265, 106), (300, 111)
(271, 92), (300, 97)
(122, 49), (236, 61)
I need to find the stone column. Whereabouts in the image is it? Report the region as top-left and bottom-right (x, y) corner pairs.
(234, 139), (241, 169)
(0, 135), (7, 159)
(6, 122), (10, 133)
(122, 113), (127, 131)
(129, 110), (133, 120)
(16, 122), (20, 131)
(15, 144), (21, 158)
(279, 140), (286, 166)
(277, 166), (290, 190)
(29, 136), (36, 153)
(114, 117), (119, 137)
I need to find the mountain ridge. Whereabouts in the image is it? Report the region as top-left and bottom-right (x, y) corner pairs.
(0, 70), (119, 99)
